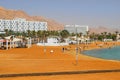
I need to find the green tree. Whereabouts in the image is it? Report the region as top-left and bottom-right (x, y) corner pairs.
(60, 30), (69, 38)
(107, 32), (112, 39)
(89, 32), (95, 40)
(78, 32), (83, 37)
(111, 34), (116, 41)
(8, 30), (14, 35)
(27, 30), (31, 37)
(21, 31), (27, 37)
(71, 32), (76, 36)
(103, 32), (107, 39)
(4, 29), (8, 36)
(31, 30), (36, 38)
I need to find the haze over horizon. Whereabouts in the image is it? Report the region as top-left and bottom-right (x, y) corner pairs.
(0, 0), (120, 28)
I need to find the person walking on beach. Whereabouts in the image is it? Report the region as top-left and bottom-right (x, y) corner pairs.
(75, 47), (79, 65)
(76, 47), (79, 54)
(62, 47), (65, 53)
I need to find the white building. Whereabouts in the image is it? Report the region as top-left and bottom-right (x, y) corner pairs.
(37, 36), (69, 46)
(116, 34), (120, 41)
(64, 25), (88, 35)
(47, 37), (59, 43)
(0, 18), (47, 32)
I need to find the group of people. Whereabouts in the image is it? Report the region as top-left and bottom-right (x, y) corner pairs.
(62, 46), (82, 54)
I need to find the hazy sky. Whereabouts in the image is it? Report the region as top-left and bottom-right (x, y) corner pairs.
(0, 0), (120, 28)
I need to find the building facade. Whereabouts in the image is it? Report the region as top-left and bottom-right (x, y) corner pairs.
(64, 25), (88, 35)
(0, 18), (47, 32)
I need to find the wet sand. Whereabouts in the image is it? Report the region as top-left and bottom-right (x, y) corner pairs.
(0, 41), (120, 80)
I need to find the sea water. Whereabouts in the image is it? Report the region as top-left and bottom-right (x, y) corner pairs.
(83, 46), (120, 61)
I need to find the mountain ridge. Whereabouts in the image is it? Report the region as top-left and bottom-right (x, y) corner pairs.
(89, 26), (120, 34)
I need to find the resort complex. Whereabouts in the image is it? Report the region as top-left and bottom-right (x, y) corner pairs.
(0, 18), (47, 32)
(64, 25), (88, 35)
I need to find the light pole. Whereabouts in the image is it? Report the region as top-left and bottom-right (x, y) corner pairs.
(58, 30), (62, 47)
(75, 25), (79, 65)
(43, 31), (46, 53)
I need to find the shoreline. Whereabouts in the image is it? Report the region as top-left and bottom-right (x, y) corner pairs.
(77, 42), (120, 62)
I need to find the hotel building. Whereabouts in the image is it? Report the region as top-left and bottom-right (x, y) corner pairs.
(0, 18), (47, 32)
(64, 25), (89, 35)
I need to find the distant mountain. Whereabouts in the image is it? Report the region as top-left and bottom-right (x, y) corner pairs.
(89, 26), (120, 34)
(0, 7), (64, 31)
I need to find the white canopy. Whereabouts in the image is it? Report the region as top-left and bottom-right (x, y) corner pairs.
(4, 36), (11, 40)
(4, 36), (22, 42)
(13, 38), (22, 42)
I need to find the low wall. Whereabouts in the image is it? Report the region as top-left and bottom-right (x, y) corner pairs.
(36, 43), (69, 46)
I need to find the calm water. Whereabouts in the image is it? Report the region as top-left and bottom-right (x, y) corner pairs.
(83, 46), (120, 61)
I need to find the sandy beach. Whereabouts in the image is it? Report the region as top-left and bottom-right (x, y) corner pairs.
(0, 42), (120, 80)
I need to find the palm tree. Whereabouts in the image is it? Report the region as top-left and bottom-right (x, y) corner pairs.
(37, 30), (44, 42)
(30, 30), (36, 43)
(115, 31), (119, 35)
(115, 31), (119, 41)
(49, 31), (59, 36)
(15, 32), (21, 36)
(37, 30), (42, 38)
(27, 30), (31, 37)
(107, 32), (112, 39)
(44, 31), (49, 40)
(96, 34), (100, 41)
(42, 30), (48, 43)
(22, 31), (27, 37)
(71, 32), (76, 36)
(9, 30), (14, 35)
(100, 32), (105, 41)
(79, 32), (83, 37)
(86, 31), (90, 37)
(54, 31), (59, 36)
(4, 29), (8, 36)
(90, 32), (95, 40)
(103, 32), (107, 39)
(31, 30), (36, 38)
(111, 33), (116, 41)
